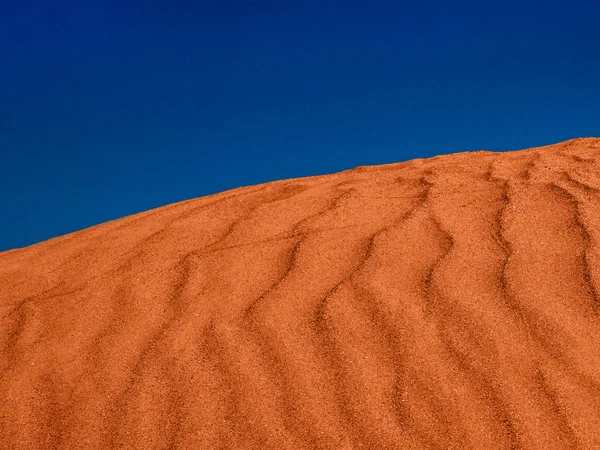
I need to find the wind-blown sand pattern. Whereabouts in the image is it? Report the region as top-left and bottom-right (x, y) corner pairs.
(2, 138), (600, 449)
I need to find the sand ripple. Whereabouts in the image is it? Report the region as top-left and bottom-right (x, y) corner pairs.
(2, 138), (600, 449)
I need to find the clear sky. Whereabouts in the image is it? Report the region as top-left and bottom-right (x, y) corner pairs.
(1, 0), (599, 251)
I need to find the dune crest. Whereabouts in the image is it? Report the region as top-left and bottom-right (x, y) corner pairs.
(2, 137), (600, 449)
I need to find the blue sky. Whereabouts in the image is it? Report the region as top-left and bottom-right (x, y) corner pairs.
(1, 0), (599, 251)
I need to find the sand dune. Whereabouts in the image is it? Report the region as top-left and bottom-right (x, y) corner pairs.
(2, 138), (600, 449)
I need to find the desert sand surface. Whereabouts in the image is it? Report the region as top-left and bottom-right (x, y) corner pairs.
(2, 138), (600, 449)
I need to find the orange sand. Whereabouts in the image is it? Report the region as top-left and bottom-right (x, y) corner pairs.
(2, 138), (600, 449)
